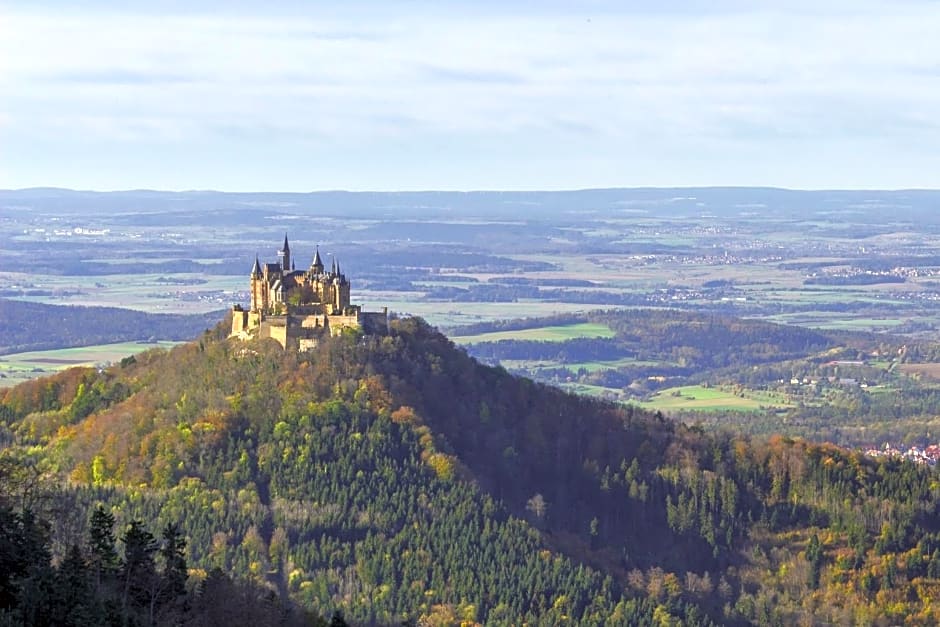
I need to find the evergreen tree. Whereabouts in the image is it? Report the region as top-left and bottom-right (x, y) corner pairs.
(52, 544), (100, 626)
(120, 520), (157, 622)
(87, 504), (118, 591)
(805, 533), (823, 590)
(159, 523), (188, 606)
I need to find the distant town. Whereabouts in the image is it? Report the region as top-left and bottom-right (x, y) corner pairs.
(863, 443), (940, 466)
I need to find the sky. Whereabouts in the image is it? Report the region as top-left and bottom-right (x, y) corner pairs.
(1, 1), (939, 191)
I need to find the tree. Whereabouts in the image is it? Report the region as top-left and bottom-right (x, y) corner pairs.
(527, 493), (548, 520)
(156, 522), (189, 623)
(160, 523), (188, 600)
(87, 504), (118, 591)
(52, 544), (100, 626)
(120, 520), (157, 621)
(0, 508), (54, 625)
(805, 533), (823, 590)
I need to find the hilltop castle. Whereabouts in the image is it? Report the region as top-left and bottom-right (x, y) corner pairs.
(230, 235), (387, 349)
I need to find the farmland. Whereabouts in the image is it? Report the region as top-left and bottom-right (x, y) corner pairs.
(0, 341), (178, 388)
(631, 384), (793, 412)
(450, 322), (614, 344)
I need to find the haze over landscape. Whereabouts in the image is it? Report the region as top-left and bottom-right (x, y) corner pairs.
(6, 2), (940, 626)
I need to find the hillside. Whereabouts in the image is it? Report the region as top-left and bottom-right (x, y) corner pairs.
(0, 299), (223, 355)
(460, 310), (940, 447)
(2, 318), (940, 624)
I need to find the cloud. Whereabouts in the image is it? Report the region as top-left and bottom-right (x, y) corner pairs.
(43, 70), (200, 85)
(2, 2), (940, 189)
(420, 65), (526, 85)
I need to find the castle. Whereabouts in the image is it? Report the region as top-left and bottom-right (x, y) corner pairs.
(230, 235), (387, 350)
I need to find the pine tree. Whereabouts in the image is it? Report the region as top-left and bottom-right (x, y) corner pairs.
(120, 520), (157, 621)
(159, 522), (188, 602)
(52, 544), (100, 626)
(87, 504), (118, 592)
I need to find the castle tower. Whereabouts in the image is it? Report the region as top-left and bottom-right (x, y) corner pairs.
(310, 246), (324, 274)
(277, 234), (291, 272)
(249, 256), (263, 311)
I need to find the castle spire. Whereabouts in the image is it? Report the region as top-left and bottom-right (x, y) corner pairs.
(277, 233), (291, 271)
(250, 255), (261, 277)
(311, 246), (324, 273)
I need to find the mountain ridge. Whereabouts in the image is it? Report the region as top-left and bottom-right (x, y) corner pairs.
(6, 187), (940, 221)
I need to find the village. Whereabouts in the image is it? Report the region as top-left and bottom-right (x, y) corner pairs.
(863, 442), (940, 466)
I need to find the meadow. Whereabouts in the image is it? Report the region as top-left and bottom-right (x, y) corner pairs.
(0, 341), (178, 387)
(631, 384), (794, 412)
(449, 322), (615, 344)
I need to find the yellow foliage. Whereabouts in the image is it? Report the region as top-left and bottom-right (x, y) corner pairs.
(91, 454), (106, 485)
(427, 452), (455, 481)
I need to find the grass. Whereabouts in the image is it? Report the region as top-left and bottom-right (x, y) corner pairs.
(631, 385), (793, 412)
(898, 363), (940, 381)
(564, 358), (666, 372)
(501, 357), (667, 374)
(450, 322), (615, 344)
(560, 383), (626, 398)
(0, 341), (178, 388)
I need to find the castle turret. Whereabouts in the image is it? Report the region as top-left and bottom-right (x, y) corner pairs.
(250, 256), (263, 310)
(310, 246), (324, 274)
(277, 234), (291, 272)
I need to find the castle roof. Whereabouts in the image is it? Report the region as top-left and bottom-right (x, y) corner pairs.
(281, 234), (290, 252)
(311, 247), (323, 269)
(250, 256), (261, 277)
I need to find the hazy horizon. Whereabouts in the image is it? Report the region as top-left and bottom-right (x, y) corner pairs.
(6, 185), (940, 194)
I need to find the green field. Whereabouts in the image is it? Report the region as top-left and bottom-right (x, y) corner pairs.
(504, 357), (630, 372)
(450, 322), (616, 344)
(631, 385), (793, 412)
(0, 341), (178, 388)
(501, 357), (666, 374)
(560, 382), (626, 399)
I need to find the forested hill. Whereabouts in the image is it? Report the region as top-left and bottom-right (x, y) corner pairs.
(2, 318), (940, 624)
(0, 298), (222, 354)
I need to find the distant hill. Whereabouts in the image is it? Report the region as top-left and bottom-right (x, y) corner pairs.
(4, 186), (940, 221)
(2, 317), (940, 624)
(0, 298), (223, 354)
